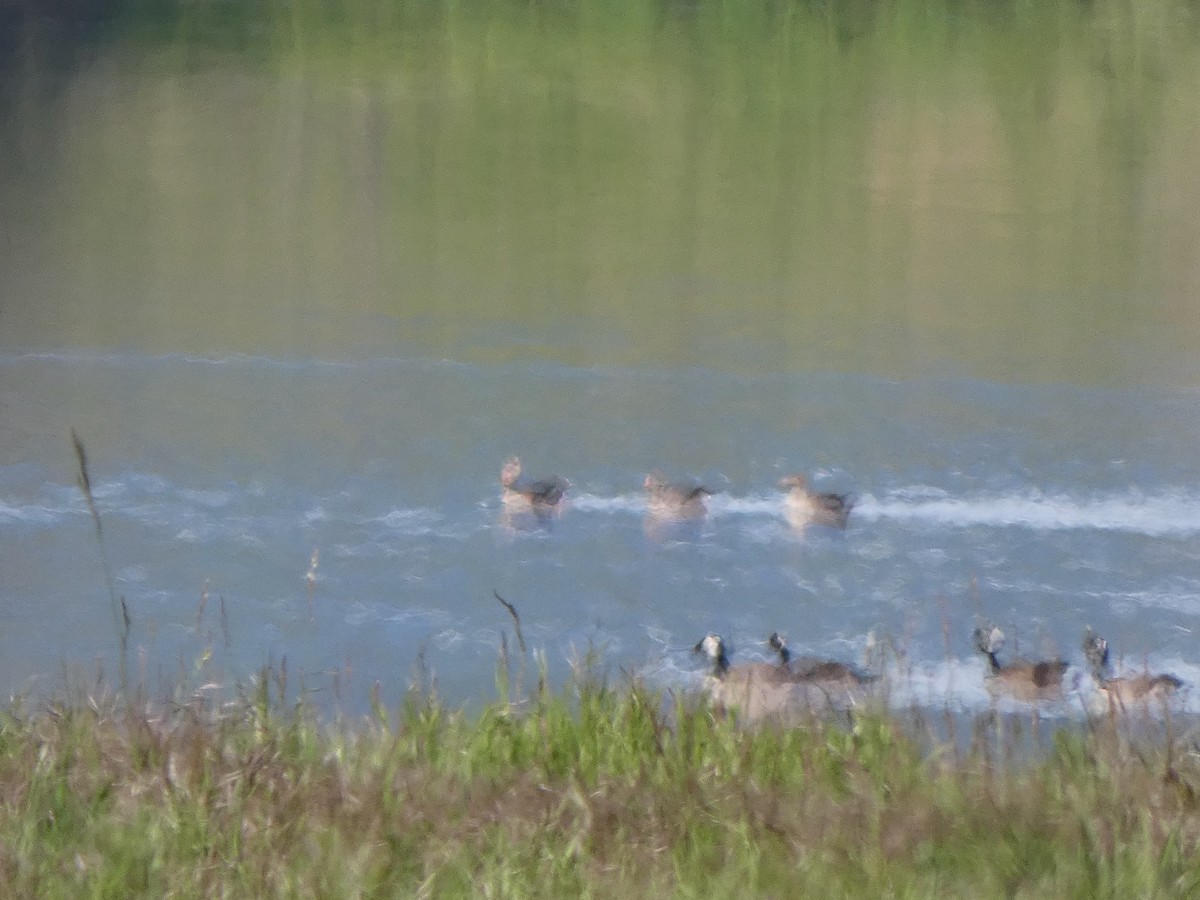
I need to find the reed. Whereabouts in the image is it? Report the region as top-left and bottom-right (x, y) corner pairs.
(71, 429), (131, 696)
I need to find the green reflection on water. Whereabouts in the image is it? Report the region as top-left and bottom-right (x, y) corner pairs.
(1, 0), (1198, 384)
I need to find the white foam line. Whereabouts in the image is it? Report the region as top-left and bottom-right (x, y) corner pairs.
(707, 494), (786, 516)
(573, 489), (1200, 538)
(10, 473), (1200, 542)
(568, 492), (787, 517)
(566, 493), (647, 513)
(856, 491), (1200, 536)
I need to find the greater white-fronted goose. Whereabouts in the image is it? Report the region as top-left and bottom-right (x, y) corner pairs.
(500, 456), (569, 511)
(778, 474), (853, 529)
(644, 471), (712, 518)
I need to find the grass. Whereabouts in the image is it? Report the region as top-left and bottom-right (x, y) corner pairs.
(1, 670), (1199, 898)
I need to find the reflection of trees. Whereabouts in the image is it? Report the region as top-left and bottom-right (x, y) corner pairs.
(1088, 0), (1174, 243)
(0, 7), (113, 178)
(2, 0), (1199, 378)
(974, 3), (1066, 268)
(975, 0), (1180, 300)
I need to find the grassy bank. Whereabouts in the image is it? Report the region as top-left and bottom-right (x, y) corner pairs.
(2, 674), (1199, 898)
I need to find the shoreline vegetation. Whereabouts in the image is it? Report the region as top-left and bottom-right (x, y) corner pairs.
(2, 666), (1200, 896)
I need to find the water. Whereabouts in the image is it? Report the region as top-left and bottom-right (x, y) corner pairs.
(4, 349), (1200, 714)
(2, 1), (1200, 716)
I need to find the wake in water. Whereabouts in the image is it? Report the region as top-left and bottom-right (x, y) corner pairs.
(855, 489), (1200, 536)
(8, 474), (1200, 539)
(559, 488), (1200, 537)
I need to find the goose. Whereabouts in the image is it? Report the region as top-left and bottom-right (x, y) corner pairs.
(693, 633), (805, 721)
(767, 632), (876, 687)
(1082, 627), (1182, 709)
(644, 472), (712, 518)
(972, 624), (1068, 702)
(778, 474), (853, 529)
(500, 457), (569, 511)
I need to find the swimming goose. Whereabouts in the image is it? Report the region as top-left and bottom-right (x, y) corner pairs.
(778, 474), (853, 529)
(500, 456), (569, 510)
(693, 633), (803, 721)
(644, 472), (712, 518)
(767, 632), (876, 687)
(1082, 627), (1182, 709)
(972, 624), (1068, 702)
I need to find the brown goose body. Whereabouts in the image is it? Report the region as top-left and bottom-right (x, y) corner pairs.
(767, 632), (876, 687)
(1082, 627), (1183, 710)
(973, 625), (1068, 702)
(645, 472), (712, 518)
(694, 633), (813, 722)
(778, 474), (853, 530)
(500, 457), (569, 510)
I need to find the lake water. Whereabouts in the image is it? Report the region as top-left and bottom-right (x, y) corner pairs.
(2, 1), (1200, 716)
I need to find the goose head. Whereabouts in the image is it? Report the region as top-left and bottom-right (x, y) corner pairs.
(693, 633), (730, 676)
(767, 632), (791, 666)
(778, 474), (809, 491)
(500, 456), (522, 488)
(1081, 627), (1110, 679)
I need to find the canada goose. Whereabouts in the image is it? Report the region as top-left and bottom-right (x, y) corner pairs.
(695, 633), (790, 686)
(778, 474), (853, 529)
(972, 624), (1068, 701)
(767, 632), (876, 687)
(500, 457), (569, 510)
(1082, 627), (1182, 709)
(693, 633), (804, 721)
(644, 472), (712, 518)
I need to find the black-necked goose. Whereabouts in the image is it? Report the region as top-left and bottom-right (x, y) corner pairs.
(1082, 627), (1182, 709)
(693, 633), (802, 720)
(767, 632), (876, 687)
(972, 624), (1068, 702)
